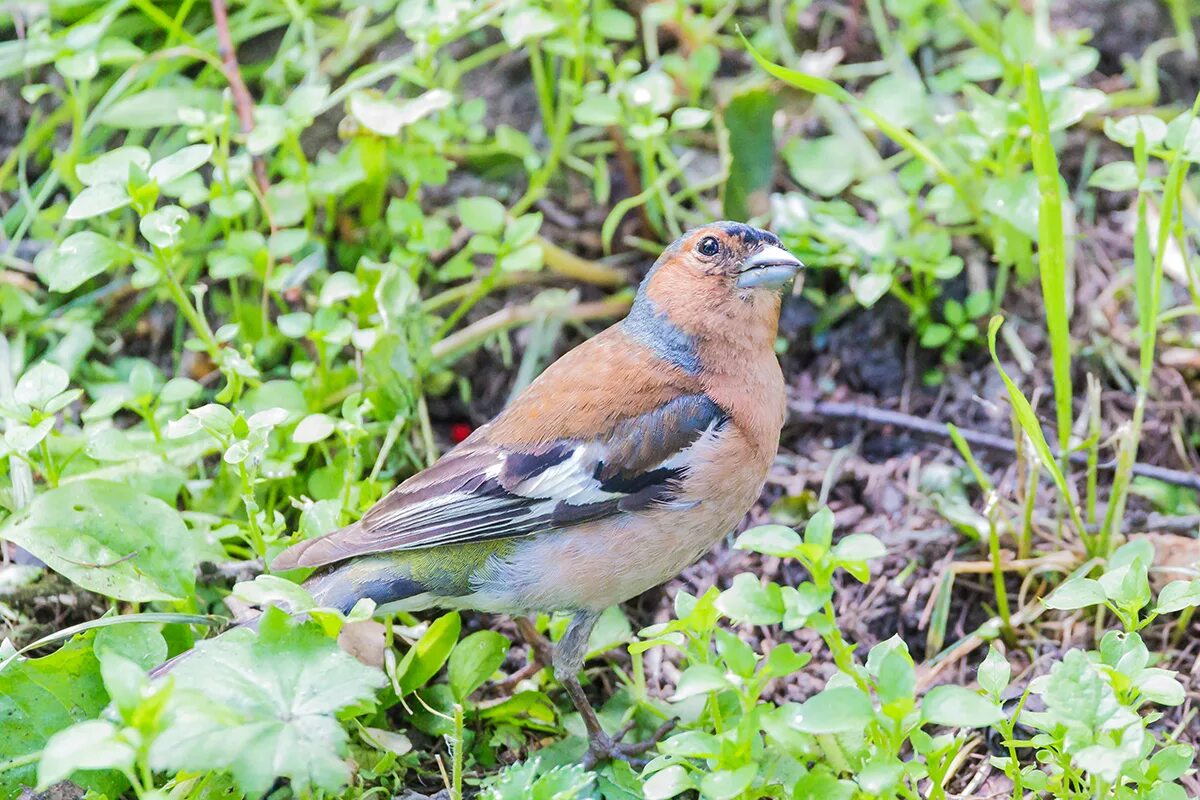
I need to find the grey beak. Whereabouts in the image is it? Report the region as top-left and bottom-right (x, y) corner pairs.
(736, 244), (803, 289)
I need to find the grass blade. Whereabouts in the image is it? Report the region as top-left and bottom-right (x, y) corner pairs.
(1023, 65), (1073, 464)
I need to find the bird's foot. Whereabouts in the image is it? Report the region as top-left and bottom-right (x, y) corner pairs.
(582, 718), (676, 770)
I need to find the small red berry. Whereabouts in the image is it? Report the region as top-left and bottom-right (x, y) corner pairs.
(449, 422), (472, 444)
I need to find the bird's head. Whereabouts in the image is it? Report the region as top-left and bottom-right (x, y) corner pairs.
(623, 222), (802, 369)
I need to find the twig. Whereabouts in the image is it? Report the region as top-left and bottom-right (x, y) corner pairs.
(431, 295), (632, 364)
(790, 398), (1200, 493)
(539, 237), (629, 287)
(209, 0), (270, 200)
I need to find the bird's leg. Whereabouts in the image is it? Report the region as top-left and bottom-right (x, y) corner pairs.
(554, 610), (676, 769)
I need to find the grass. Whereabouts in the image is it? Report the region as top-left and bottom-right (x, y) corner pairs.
(2, 0), (1200, 798)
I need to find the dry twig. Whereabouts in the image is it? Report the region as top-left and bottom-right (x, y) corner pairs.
(791, 399), (1200, 492)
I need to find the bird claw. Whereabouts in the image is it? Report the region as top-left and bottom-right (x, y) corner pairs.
(581, 718), (677, 770)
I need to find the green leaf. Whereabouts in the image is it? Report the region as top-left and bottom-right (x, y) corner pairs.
(641, 764), (694, 800)
(139, 205), (189, 248)
(735, 524), (801, 557)
(699, 764), (757, 800)
(1154, 579), (1200, 614)
(37, 720), (134, 790)
(1104, 114), (1168, 148)
(921, 685), (1004, 727)
(832, 533), (887, 562)
(1043, 577), (1106, 610)
(573, 94), (622, 126)
(1097, 562), (1151, 611)
(804, 507), (834, 549)
(784, 135), (857, 196)
(1024, 66), (1074, 464)
(39, 231), (130, 293)
(457, 196), (507, 235)
(0, 638), (118, 798)
(150, 608), (385, 797)
(448, 630), (509, 702)
(1088, 161), (1138, 191)
(397, 611), (461, 695)
(0, 480), (195, 601)
(763, 643), (811, 679)
(76, 146), (150, 186)
(14, 361), (69, 408)
(293, 413), (337, 444)
(987, 317), (1088, 538)
(147, 144), (213, 187)
(65, 182), (130, 220)
(977, 645), (1011, 698)
(723, 86), (777, 220)
(792, 687), (873, 733)
(715, 573), (785, 625)
(669, 663), (732, 702)
(96, 85), (223, 128)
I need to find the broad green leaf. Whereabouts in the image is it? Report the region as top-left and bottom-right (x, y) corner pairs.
(763, 643), (811, 679)
(699, 764), (757, 800)
(921, 685), (1003, 727)
(832, 533), (887, 562)
(804, 507), (834, 549)
(669, 663), (732, 702)
(37, 721), (134, 790)
(447, 630), (509, 702)
(348, 89), (452, 136)
(573, 94), (622, 127)
(1088, 161), (1138, 191)
(14, 361), (68, 408)
(734, 524), (801, 557)
(784, 135), (857, 196)
(139, 205), (189, 248)
(723, 86), (776, 220)
(0, 480), (195, 601)
(1104, 114), (1168, 148)
(1154, 579), (1200, 614)
(39, 231), (129, 292)
(1043, 577), (1106, 610)
(458, 196), (506, 235)
(76, 146), (150, 186)
(0, 638), (118, 798)
(149, 608), (384, 796)
(65, 182), (130, 220)
(792, 687), (873, 733)
(715, 573), (784, 625)
(97, 86), (223, 128)
(293, 413), (337, 444)
(978, 645), (1011, 698)
(397, 611), (461, 695)
(642, 764), (694, 800)
(148, 144), (213, 185)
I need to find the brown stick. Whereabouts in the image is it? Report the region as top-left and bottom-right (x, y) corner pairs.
(790, 398), (1200, 493)
(210, 0), (270, 199)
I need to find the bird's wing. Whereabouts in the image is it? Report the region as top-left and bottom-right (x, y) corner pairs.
(271, 393), (728, 570)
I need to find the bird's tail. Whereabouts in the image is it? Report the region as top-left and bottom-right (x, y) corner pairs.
(149, 557), (429, 678)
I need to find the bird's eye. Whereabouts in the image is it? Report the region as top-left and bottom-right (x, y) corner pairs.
(698, 236), (720, 257)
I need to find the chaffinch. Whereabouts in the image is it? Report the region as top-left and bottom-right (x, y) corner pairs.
(271, 221), (803, 764)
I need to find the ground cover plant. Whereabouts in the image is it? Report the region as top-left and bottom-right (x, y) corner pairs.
(3, 0), (1200, 797)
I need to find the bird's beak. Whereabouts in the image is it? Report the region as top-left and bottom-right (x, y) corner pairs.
(736, 244), (804, 289)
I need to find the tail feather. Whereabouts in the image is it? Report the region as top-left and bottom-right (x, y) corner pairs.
(303, 558), (428, 613)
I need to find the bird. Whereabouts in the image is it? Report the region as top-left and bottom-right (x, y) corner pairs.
(269, 221), (803, 765)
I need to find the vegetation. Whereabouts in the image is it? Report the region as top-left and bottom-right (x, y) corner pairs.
(2, 0), (1200, 798)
